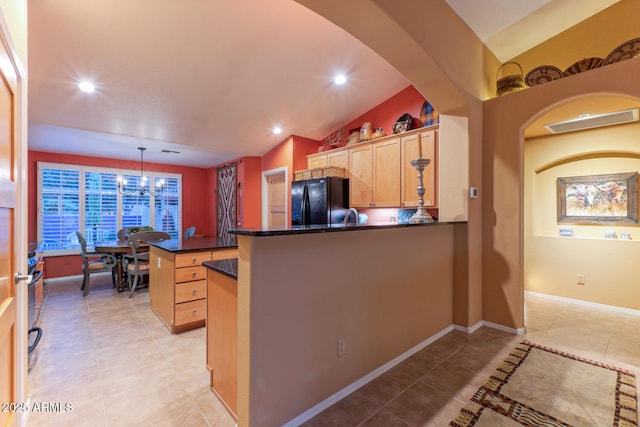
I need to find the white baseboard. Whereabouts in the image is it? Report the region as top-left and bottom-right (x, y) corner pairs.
(43, 274), (84, 284)
(525, 290), (640, 316)
(281, 325), (455, 427)
(453, 320), (483, 334)
(454, 320), (525, 336)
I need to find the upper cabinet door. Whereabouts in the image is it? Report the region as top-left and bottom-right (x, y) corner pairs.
(348, 144), (372, 208)
(401, 130), (437, 207)
(327, 150), (349, 176)
(307, 154), (327, 169)
(372, 137), (401, 207)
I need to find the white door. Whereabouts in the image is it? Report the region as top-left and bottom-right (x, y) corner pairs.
(262, 168), (288, 227)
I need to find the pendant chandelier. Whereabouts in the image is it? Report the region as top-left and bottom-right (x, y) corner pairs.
(117, 147), (165, 197)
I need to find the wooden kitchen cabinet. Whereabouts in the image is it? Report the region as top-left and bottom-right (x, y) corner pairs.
(150, 243), (238, 333)
(327, 149), (349, 173)
(348, 144), (373, 207)
(305, 126), (439, 209)
(401, 129), (437, 207)
(206, 266), (238, 419)
(349, 137), (400, 208)
(372, 137), (401, 207)
(307, 153), (327, 169)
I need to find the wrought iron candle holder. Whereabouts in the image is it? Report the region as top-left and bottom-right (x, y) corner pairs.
(409, 157), (434, 224)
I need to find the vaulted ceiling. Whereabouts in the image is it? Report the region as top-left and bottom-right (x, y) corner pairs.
(27, 0), (620, 167)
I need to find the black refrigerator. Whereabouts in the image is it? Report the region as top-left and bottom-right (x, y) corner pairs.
(291, 177), (349, 226)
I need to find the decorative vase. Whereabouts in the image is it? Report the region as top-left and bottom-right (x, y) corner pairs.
(371, 127), (386, 139)
(360, 122), (373, 141)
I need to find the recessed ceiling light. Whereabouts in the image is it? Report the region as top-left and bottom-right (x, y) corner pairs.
(78, 81), (96, 93)
(334, 74), (347, 85)
(272, 126), (283, 135)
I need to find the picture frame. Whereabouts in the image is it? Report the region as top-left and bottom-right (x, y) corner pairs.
(557, 172), (638, 224)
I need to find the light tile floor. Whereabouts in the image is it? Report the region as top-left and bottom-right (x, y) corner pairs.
(27, 275), (640, 426)
(27, 274), (235, 427)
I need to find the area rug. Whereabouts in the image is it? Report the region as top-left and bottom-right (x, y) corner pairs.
(449, 340), (638, 427)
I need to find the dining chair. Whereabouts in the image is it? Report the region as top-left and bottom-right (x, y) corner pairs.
(76, 231), (118, 297)
(122, 231), (171, 298)
(183, 226), (196, 239)
(117, 228), (129, 240)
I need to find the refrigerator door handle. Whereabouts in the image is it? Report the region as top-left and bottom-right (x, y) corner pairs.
(301, 184), (310, 226)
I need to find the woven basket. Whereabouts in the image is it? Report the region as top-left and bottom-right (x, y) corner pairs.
(496, 62), (525, 96)
(296, 166), (346, 180)
(294, 169), (312, 181)
(321, 166), (346, 178)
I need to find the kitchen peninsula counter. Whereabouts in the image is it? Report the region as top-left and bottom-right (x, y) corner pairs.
(149, 237), (238, 333)
(231, 220), (461, 237)
(148, 236), (238, 253)
(228, 221), (467, 426)
(203, 258), (238, 279)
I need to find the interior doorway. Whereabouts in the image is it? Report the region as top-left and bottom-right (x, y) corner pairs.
(262, 167), (288, 227)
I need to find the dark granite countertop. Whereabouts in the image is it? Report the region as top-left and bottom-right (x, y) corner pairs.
(148, 236), (237, 253)
(203, 258), (238, 280)
(229, 220), (463, 237)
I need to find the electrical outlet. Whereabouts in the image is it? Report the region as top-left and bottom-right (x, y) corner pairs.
(577, 274), (585, 285)
(337, 338), (346, 357)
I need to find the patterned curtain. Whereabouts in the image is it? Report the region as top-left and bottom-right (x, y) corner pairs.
(217, 164), (237, 237)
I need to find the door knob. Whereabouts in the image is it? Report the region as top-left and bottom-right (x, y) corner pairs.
(15, 272), (32, 285)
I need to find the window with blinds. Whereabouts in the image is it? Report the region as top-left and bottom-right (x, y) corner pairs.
(37, 162), (183, 254)
(40, 167), (80, 250)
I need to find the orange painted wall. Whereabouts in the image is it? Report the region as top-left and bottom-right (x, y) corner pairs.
(262, 136), (293, 174)
(239, 157), (262, 228)
(291, 135), (321, 172)
(340, 85), (427, 138)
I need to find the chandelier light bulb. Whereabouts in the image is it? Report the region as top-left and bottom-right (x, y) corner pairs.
(116, 147), (165, 198)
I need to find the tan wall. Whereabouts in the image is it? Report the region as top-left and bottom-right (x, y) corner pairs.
(524, 122), (640, 309)
(237, 224), (457, 426)
(510, 0), (640, 79)
(484, 58), (640, 328)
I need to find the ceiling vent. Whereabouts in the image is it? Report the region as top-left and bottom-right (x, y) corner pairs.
(544, 108), (639, 134)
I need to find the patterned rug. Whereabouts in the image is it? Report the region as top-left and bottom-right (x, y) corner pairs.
(450, 341), (638, 427)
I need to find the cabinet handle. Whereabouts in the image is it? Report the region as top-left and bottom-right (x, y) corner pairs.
(192, 289), (197, 295)
(192, 257), (197, 263)
(192, 272), (197, 277)
(192, 310), (197, 316)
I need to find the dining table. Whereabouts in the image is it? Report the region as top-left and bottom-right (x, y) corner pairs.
(94, 240), (149, 292)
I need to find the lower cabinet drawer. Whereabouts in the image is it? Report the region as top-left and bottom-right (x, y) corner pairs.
(175, 280), (206, 304)
(176, 266), (206, 283)
(175, 299), (206, 326)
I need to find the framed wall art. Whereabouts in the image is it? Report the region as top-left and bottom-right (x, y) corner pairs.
(557, 172), (638, 224)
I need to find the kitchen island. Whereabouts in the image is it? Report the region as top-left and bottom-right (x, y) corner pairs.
(226, 221), (466, 427)
(148, 237), (237, 333)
